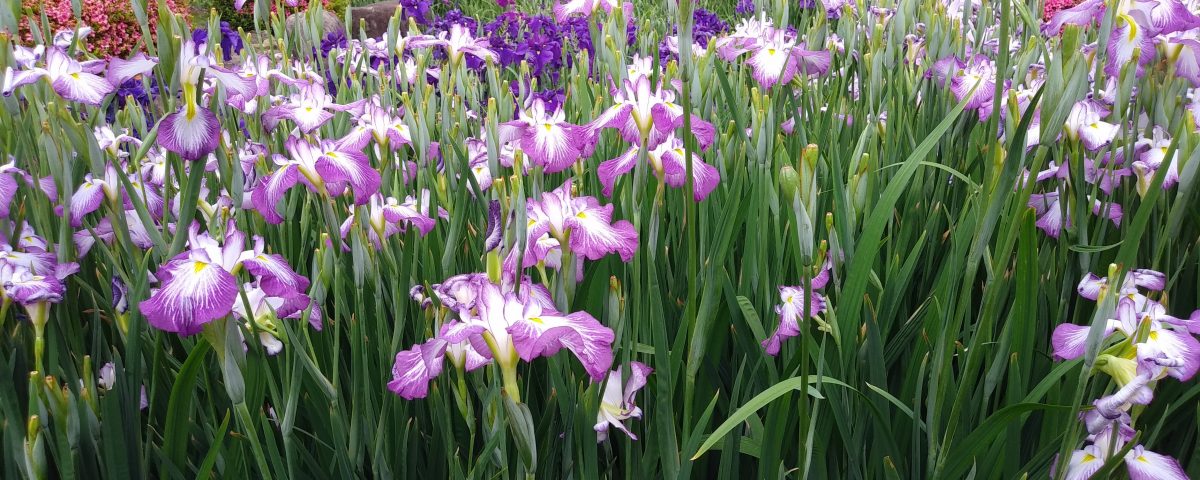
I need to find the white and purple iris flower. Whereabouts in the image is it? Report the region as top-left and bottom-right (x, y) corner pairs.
(408, 24), (498, 66)
(599, 133), (721, 201)
(763, 260), (834, 356)
(263, 80), (365, 134)
(0, 227), (78, 342)
(553, 0), (624, 22)
(1132, 126), (1181, 194)
(526, 180), (639, 263)
(1051, 269), (1199, 382)
(339, 193), (437, 248)
(1056, 413), (1188, 480)
(1026, 191), (1123, 239)
(251, 135), (382, 224)
(730, 27), (831, 90)
(587, 76), (716, 151)
(388, 276), (615, 400)
(230, 282), (318, 355)
(3, 47), (114, 106)
(1064, 99), (1120, 152)
(138, 222), (311, 336)
(158, 40), (256, 160)
(498, 99), (588, 174)
(340, 100), (414, 151)
(595, 361), (652, 441)
(0, 161), (57, 219)
(928, 54), (997, 118)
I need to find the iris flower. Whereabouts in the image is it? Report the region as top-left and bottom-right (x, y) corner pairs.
(553, 0), (623, 22)
(498, 98), (587, 173)
(139, 222), (310, 336)
(341, 100), (414, 151)
(595, 361), (652, 441)
(1105, 14), (1155, 77)
(230, 282), (315, 355)
(1064, 100), (1120, 151)
(1052, 269), (1199, 381)
(2, 48), (113, 106)
(1132, 126), (1180, 193)
(599, 133), (720, 200)
(526, 180), (638, 263)
(105, 52), (158, 88)
(263, 80), (364, 134)
(158, 40), (256, 160)
(587, 76), (716, 151)
(251, 136), (382, 224)
(1057, 415), (1188, 480)
(409, 24), (498, 66)
(762, 260), (833, 355)
(389, 276), (615, 399)
(928, 54), (997, 117)
(339, 193), (437, 248)
(742, 29), (831, 90)
(1026, 191), (1122, 239)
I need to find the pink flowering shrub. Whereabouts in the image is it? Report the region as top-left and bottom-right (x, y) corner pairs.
(20, 0), (190, 57)
(1043, 0), (1080, 19)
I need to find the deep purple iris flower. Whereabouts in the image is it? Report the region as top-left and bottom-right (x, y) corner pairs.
(192, 22), (244, 58)
(659, 8), (729, 62)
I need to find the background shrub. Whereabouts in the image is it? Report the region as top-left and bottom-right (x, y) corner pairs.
(19, 0), (190, 57)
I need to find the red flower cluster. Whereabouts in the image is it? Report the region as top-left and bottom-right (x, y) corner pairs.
(20, 0), (190, 57)
(1043, 0), (1080, 19)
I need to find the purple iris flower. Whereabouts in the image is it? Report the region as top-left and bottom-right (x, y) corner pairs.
(139, 222), (310, 336)
(600, 133), (721, 201)
(192, 22), (244, 57)
(736, 0), (755, 15)
(389, 276), (615, 399)
(595, 361), (652, 441)
(3, 48), (115, 106)
(251, 135), (382, 224)
(526, 180), (639, 263)
(498, 99), (588, 173)
(762, 259), (833, 355)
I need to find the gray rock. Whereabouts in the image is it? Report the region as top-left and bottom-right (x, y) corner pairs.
(284, 10), (344, 41)
(348, 1), (403, 39)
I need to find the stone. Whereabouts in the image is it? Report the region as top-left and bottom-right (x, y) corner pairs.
(348, 1), (404, 39)
(284, 10), (344, 41)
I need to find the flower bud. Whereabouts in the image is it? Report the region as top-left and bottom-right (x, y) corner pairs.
(778, 165), (800, 204)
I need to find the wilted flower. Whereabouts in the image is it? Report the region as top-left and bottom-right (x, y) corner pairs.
(763, 259), (833, 355)
(595, 361), (651, 441)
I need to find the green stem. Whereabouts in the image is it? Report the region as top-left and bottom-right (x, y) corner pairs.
(33, 324), (45, 374)
(169, 161), (207, 256)
(500, 363), (522, 404)
(235, 402), (275, 480)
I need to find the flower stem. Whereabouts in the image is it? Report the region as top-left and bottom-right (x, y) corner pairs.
(235, 402), (275, 480)
(500, 363), (522, 404)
